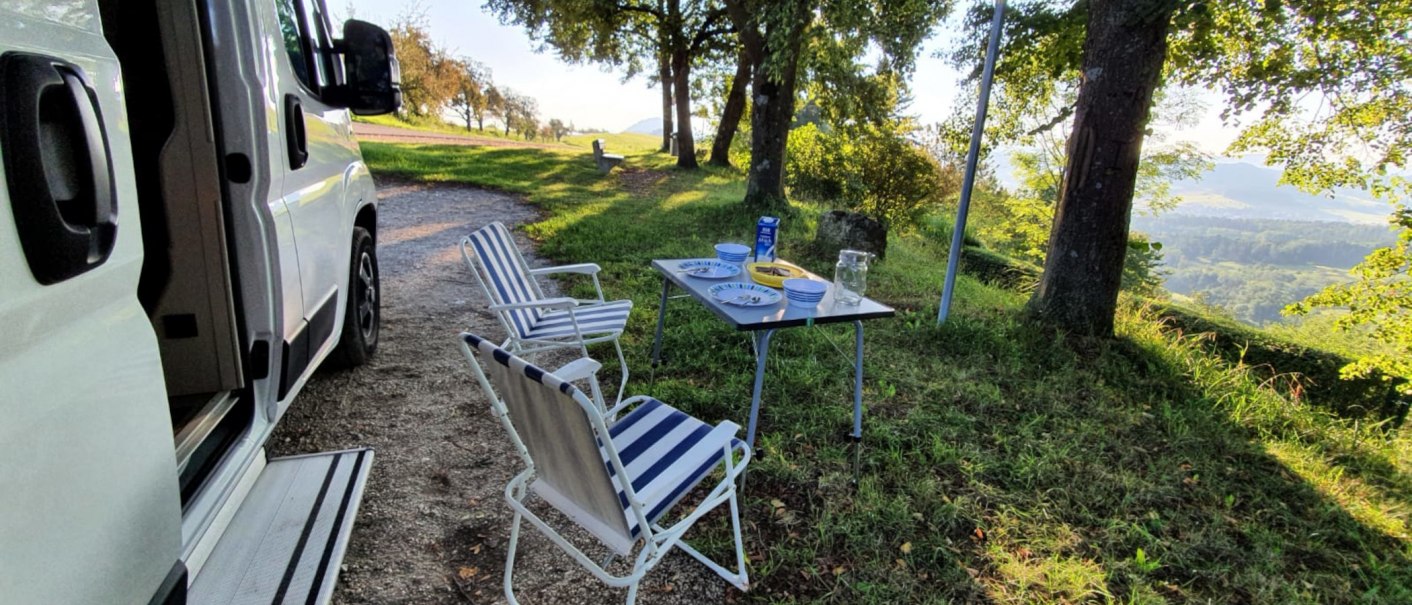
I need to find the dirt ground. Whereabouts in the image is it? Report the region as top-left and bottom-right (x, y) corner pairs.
(268, 179), (731, 605)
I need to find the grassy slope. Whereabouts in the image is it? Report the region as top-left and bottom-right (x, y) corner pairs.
(360, 140), (1412, 604)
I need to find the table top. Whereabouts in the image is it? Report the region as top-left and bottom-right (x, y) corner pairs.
(651, 258), (896, 331)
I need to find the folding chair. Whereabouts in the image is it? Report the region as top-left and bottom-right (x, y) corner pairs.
(461, 222), (632, 409)
(458, 332), (751, 605)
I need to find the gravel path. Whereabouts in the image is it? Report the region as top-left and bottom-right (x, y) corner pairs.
(268, 179), (729, 605)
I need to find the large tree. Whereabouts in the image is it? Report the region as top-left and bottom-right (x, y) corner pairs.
(388, 18), (460, 116)
(449, 59), (493, 131)
(954, 0), (1412, 336)
(723, 0), (946, 207)
(1027, 0), (1177, 335)
(703, 44), (751, 166)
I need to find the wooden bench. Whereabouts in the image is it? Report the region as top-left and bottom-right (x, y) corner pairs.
(592, 139), (625, 174)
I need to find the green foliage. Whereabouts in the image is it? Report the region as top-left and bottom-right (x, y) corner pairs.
(362, 139), (1412, 602)
(1289, 207), (1412, 395)
(388, 17), (460, 116)
(1131, 214), (1396, 325)
(1123, 235), (1166, 297)
(785, 123), (955, 231)
(968, 188), (1051, 264)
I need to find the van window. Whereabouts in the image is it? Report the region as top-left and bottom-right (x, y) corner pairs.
(274, 0), (311, 87)
(300, 0), (341, 86)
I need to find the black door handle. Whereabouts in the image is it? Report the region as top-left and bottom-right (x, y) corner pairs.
(0, 52), (117, 285)
(285, 94), (308, 170)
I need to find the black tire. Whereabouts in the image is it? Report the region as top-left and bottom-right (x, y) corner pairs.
(329, 227), (379, 368)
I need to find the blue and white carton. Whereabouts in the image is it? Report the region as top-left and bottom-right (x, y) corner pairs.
(754, 216), (780, 262)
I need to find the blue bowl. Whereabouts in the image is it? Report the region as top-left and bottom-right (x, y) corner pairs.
(715, 242), (751, 262)
(783, 278), (827, 307)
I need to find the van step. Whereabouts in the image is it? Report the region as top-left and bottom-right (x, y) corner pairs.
(189, 448), (374, 605)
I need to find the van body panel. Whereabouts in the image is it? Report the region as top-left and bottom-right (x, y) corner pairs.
(0, 5), (182, 602)
(2, 0), (387, 600)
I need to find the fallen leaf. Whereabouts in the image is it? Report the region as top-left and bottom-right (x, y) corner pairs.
(833, 566), (846, 577)
(457, 566), (479, 580)
(900, 542), (913, 555)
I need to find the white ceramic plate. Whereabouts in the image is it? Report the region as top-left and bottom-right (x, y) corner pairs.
(707, 283), (782, 307)
(677, 259), (742, 279)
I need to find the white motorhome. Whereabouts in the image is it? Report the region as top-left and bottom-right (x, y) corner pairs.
(0, 0), (399, 602)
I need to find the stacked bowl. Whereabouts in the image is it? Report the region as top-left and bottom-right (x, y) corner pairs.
(782, 278), (827, 308)
(715, 243), (751, 263)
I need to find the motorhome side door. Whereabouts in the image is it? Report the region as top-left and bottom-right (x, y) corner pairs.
(0, 5), (183, 603)
(268, 0), (362, 397)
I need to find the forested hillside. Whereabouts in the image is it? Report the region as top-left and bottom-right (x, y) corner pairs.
(1132, 215), (1397, 324)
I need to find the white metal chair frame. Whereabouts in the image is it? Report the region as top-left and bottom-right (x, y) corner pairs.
(460, 222), (631, 408)
(458, 334), (751, 605)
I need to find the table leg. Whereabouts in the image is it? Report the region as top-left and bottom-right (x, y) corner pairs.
(852, 320), (864, 439)
(744, 329), (775, 453)
(852, 320), (865, 481)
(648, 276), (672, 384)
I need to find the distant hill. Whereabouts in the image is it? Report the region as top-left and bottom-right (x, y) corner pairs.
(997, 154), (1392, 225)
(1162, 161), (1388, 224)
(624, 117), (663, 136)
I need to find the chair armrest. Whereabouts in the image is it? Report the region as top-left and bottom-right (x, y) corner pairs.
(604, 395), (654, 419)
(489, 297), (578, 312)
(552, 358), (602, 383)
(529, 263), (602, 276)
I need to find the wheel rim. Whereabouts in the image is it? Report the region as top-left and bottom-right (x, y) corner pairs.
(356, 251), (377, 341)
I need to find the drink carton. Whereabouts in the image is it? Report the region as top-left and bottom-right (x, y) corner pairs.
(755, 216), (780, 262)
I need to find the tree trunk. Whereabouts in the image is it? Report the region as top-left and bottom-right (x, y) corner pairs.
(476, 116), (484, 131)
(708, 47), (750, 167)
(671, 48), (698, 169)
(741, 27), (803, 208)
(659, 54), (674, 153)
(1027, 0), (1176, 336)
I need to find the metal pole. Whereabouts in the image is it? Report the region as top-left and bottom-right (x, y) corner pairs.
(938, 0), (1006, 324)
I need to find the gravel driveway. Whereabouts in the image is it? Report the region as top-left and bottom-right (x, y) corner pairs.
(269, 179), (731, 605)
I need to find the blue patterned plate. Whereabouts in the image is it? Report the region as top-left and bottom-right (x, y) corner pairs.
(707, 282), (782, 307)
(677, 259), (742, 279)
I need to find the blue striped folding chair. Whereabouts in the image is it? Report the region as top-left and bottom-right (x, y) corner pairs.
(458, 332), (751, 605)
(461, 222), (633, 409)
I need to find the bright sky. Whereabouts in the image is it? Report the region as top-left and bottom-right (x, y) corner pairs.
(339, 0), (1239, 154)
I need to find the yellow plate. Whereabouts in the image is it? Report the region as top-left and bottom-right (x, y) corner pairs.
(746, 262), (805, 288)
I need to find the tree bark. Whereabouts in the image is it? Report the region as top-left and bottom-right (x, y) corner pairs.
(1028, 0), (1177, 336)
(659, 54), (674, 153)
(726, 0), (807, 208)
(708, 47), (751, 167)
(742, 24), (804, 206)
(671, 48), (698, 169)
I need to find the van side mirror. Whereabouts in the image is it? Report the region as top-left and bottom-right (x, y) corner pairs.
(330, 20), (401, 115)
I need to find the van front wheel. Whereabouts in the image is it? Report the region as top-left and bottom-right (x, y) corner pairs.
(330, 227), (379, 368)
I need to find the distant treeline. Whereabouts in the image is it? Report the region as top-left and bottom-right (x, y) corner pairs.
(1131, 214), (1397, 324)
(1132, 214), (1395, 268)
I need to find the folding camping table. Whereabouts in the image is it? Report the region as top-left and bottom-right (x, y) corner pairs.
(648, 258), (895, 454)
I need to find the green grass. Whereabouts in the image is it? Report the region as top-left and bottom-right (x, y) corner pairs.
(354, 112), (558, 142)
(361, 141), (1412, 604)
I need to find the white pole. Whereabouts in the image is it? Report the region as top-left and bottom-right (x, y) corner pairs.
(938, 0), (1006, 324)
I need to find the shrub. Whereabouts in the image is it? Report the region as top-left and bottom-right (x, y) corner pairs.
(785, 124), (951, 232)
